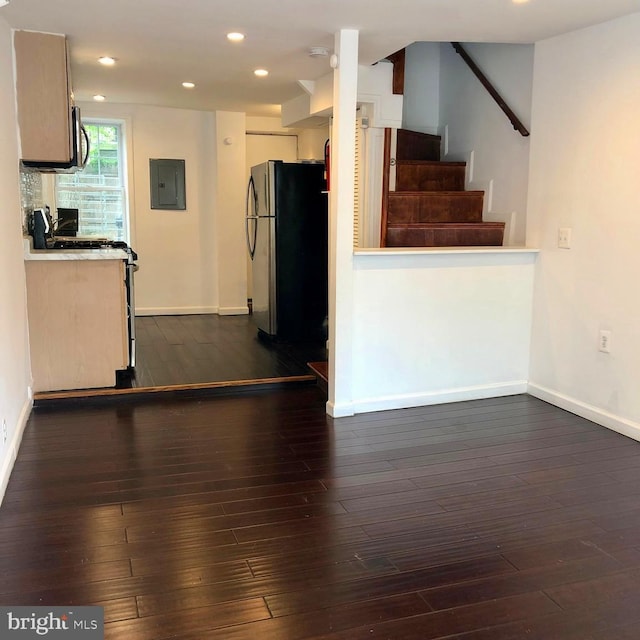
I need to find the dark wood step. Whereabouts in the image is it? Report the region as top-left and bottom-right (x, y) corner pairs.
(307, 361), (327, 382)
(307, 361), (328, 395)
(396, 161), (466, 192)
(386, 222), (505, 247)
(397, 129), (441, 161)
(388, 191), (484, 224)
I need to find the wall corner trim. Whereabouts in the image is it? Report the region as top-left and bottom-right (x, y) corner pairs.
(326, 400), (355, 418)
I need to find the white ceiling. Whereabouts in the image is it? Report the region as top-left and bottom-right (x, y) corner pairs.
(2, 0), (639, 116)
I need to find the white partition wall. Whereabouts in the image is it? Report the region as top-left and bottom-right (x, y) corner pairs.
(344, 249), (537, 416)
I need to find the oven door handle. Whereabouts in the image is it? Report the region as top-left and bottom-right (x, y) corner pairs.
(80, 125), (90, 168)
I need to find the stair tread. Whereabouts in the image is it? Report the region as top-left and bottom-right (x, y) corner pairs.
(388, 221), (505, 227)
(396, 160), (466, 167)
(389, 190), (483, 197)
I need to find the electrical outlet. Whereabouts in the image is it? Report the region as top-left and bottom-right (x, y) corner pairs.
(558, 227), (572, 249)
(1, 419), (6, 446)
(598, 330), (612, 353)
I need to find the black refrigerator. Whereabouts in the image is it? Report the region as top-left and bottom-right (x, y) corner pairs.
(246, 161), (328, 342)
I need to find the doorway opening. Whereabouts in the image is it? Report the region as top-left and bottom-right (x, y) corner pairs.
(129, 132), (326, 392)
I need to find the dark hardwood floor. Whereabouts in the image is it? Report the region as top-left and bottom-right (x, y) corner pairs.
(131, 314), (327, 387)
(3, 389), (640, 638)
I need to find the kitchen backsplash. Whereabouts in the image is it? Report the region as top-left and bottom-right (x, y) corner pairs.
(20, 170), (45, 233)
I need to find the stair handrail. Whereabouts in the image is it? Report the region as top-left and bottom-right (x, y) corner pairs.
(451, 42), (530, 137)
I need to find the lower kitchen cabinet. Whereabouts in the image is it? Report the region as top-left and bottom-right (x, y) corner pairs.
(25, 259), (128, 392)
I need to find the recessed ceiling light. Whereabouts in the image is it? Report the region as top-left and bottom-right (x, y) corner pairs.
(512, 0), (530, 4)
(98, 56), (116, 66)
(254, 69), (269, 77)
(227, 32), (245, 42)
(93, 94), (106, 102)
(182, 81), (195, 89)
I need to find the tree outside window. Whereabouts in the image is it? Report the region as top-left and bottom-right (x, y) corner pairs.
(56, 121), (128, 240)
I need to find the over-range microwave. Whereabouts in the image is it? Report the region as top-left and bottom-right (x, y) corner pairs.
(21, 106), (90, 173)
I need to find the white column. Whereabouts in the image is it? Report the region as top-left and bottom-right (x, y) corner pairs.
(214, 111), (249, 315)
(327, 29), (359, 417)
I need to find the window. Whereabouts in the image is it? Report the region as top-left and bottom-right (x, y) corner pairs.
(56, 121), (128, 240)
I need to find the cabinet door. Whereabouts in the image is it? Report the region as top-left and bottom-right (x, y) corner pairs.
(14, 31), (72, 163)
(26, 260), (128, 392)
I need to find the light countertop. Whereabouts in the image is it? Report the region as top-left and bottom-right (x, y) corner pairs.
(354, 246), (539, 256)
(23, 237), (128, 261)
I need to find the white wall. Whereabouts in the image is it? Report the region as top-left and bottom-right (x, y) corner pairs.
(527, 14), (640, 439)
(246, 116), (292, 134)
(343, 250), (536, 415)
(438, 42), (534, 245)
(283, 63), (403, 131)
(298, 127), (329, 161)
(403, 41), (441, 134)
(245, 115), (329, 161)
(79, 102), (220, 315)
(74, 107), (329, 316)
(0, 18), (33, 501)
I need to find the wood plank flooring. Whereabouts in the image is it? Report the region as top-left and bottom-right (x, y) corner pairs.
(2, 389), (640, 638)
(131, 314), (327, 388)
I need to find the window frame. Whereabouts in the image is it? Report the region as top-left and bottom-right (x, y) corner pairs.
(55, 117), (132, 243)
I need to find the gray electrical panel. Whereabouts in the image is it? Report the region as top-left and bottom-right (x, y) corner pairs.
(150, 158), (186, 210)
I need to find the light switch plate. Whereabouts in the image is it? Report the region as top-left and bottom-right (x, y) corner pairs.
(558, 227), (572, 249)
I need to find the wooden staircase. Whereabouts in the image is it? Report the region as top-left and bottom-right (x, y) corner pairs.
(382, 129), (505, 248)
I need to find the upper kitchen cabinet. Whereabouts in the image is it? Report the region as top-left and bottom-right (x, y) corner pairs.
(14, 30), (72, 164)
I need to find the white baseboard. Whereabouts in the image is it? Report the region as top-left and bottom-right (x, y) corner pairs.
(528, 382), (640, 442)
(136, 306), (219, 316)
(0, 396), (32, 505)
(329, 381), (528, 418)
(218, 306), (250, 316)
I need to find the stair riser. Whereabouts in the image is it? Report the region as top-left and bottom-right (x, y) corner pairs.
(388, 193), (484, 223)
(396, 129), (441, 161)
(386, 225), (505, 247)
(395, 165), (465, 192)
